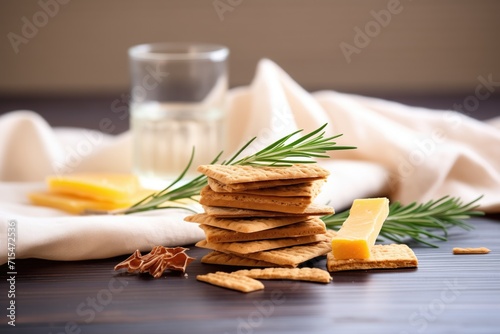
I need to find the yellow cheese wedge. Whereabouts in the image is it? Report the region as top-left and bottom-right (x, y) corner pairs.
(28, 189), (153, 215)
(331, 198), (389, 260)
(47, 174), (141, 202)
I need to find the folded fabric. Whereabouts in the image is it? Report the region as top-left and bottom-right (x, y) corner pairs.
(0, 59), (499, 264)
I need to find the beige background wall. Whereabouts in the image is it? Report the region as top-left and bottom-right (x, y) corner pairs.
(1, 0), (499, 95)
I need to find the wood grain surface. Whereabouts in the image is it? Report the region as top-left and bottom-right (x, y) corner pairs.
(1, 216), (499, 334)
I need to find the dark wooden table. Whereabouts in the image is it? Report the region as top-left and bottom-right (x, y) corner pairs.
(1, 215), (499, 334)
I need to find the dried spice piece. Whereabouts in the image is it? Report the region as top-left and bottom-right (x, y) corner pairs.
(114, 246), (195, 278)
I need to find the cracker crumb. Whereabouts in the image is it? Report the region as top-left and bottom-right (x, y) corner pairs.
(453, 247), (491, 255)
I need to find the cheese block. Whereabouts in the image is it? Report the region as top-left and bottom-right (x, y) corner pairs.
(47, 174), (141, 202)
(331, 198), (389, 260)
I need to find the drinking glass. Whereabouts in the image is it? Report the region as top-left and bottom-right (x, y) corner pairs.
(128, 43), (229, 189)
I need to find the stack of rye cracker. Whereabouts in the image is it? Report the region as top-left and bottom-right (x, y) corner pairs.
(185, 164), (337, 268)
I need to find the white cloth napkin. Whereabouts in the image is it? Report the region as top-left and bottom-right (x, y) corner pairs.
(1, 59), (499, 264)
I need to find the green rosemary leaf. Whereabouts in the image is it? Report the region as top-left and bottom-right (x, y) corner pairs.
(322, 196), (483, 247)
(120, 123), (355, 215)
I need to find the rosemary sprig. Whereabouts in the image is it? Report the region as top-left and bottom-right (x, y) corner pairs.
(321, 196), (484, 247)
(120, 123), (355, 214)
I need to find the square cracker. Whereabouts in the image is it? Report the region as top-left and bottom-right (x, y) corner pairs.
(232, 267), (332, 283)
(202, 204), (334, 218)
(326, 244), (418, 272)
(197, 272), (264, 293)
(196, 233), (328, 254)
(208, 177), (325, 191)
(197, 164), (329, 185)
(199, 218), (326, 243)
(208, 178), (325, 197)
(201, 251), (280, 267)
(185, 214), (309, 233)
(236, 231), (337, 267)
(200, 186), (312, 214)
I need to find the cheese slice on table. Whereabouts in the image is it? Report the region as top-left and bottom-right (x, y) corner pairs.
(29, 174), (154, 214)
(47, 174), (141, 202)
(331, 198), (389, 260)
(28, 191), (141, 215)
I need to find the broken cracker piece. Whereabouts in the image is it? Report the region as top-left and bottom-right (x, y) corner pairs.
(197, 272), (264, 293)
(453, 247), (491, 255)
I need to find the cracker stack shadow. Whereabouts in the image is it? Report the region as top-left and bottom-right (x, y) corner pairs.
(185, 164), (336, 268)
